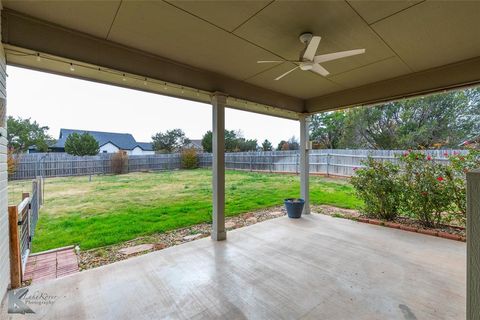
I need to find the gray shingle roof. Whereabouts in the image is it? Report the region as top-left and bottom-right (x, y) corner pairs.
(54, 129), (151, 151)
(189, 139), (203, 147)
(136, 142), (154, 151)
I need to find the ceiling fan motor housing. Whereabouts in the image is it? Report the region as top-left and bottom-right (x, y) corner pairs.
(299, 32), (313, 44)
(300, 62), (314, 71)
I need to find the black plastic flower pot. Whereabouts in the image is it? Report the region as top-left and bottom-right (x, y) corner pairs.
(284, 198), (305, 219)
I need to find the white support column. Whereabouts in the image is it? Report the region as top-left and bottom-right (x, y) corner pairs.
(211, 93), (227, 241)
(467, 169), (480, 320)
(299, 114), (310, 215)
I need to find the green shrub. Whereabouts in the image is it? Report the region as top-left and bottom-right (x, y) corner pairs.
(351, 149), (479, 228)
(64, 132), (99, 156)
(181, 148), (198, 169)
(398, 151), (451, 227)
(350, 157), (402, 220)
(444, 148), (480, 223)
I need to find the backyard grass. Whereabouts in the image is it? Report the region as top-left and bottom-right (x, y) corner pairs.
(8, 169), (361, 252)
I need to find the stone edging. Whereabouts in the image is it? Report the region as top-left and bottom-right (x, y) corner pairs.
(353, 217), (466, 242)
(29, 245), (76, 257)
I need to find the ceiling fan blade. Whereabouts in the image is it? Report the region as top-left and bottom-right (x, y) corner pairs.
(303, 36), (321, 61)
(257, 60), (284, 63)
(274, 66), (299, 81)
(311, 64), (330, 77)
(314, 49), (365, 64)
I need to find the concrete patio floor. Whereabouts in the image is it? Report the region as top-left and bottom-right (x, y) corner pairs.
(3, 214), (465, 319)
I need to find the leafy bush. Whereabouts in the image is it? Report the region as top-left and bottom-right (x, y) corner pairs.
(443, 148), (480, 223)
(181, 148), (198, 169)
(398, 151), (451, 227)
(64, 132), (99, 156)
(7, 148), (19, 176)
(111, 151), (128, 174)
(350, 157), (402, 220)
(351, 149), (480, 228)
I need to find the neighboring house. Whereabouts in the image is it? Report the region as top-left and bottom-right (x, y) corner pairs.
(46, 129), (155, 155)
(185, 139), (204, 152)
(27, 145), (40, 153)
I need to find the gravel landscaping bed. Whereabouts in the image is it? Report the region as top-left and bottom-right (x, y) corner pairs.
(79, 207), (286, 270)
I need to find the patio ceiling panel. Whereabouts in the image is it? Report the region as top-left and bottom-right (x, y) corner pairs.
(370, 1), (480, 72)
(106, 1), (282, 82)
(163, 0), (272, 32)
(346, 0), (423, 25)
(328, 56), (410, 89)
(1, 0), (121, 39)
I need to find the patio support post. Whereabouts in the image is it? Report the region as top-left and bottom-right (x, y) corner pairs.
(211, 92), (227, 241)
(467, 169), (480, 320)
(299, 114), (310, 214)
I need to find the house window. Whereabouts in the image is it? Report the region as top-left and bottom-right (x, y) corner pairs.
(103, 150), (107, 153)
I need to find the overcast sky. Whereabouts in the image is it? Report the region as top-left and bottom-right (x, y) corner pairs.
(7, 66), (299, 146)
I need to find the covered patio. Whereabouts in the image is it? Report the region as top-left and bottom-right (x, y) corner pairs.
(0, 1), (479, 319)
(1, 214), (465, 319)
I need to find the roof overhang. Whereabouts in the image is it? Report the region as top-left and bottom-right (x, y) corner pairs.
(2, 2), (480, 118)
(2, 10), (302, 120)
(306, 56), (480, 112)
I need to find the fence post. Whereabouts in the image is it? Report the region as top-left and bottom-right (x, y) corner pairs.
(36, 178), (41, 205)
(40, 177), (44, 205)
(250, 154), (253, 172)
(295, 151), (300, 174)
(270, 152), (273, 173)
(32, 180), (37, 203)
(8, 205), (22, 288)
(326, 153), (330, 177)
(24, 191), (32, 250)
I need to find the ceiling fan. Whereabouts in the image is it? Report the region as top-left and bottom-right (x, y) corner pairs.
(257, 32), (366, 80)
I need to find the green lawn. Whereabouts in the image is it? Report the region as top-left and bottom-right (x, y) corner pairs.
(8, 169), (361, 252)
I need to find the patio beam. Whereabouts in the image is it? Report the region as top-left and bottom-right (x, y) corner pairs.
(306, 56), (480, 113)
(211, 92), (227, 241)
(299, 115), (310, 215)
(467, 169), (480, 320)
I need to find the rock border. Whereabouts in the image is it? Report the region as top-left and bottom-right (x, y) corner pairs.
(78, 204), (465, 272)
(313, 204), (465, 242)
(353, 217), (465, 242)
(79, 207), (286, 271)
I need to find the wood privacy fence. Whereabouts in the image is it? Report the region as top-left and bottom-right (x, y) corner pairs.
(9, 153), (180, 180)
(8, 177), (43, 288)
(9, 149), (464, 180)
(201, 149), (462, 176)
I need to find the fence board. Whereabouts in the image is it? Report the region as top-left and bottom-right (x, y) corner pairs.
(9, 149), (466, 180)
(198, 149), (465, 177)
(9, 153), (182, 180)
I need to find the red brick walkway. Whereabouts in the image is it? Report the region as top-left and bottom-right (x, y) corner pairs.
(24, 247), (79, 283)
